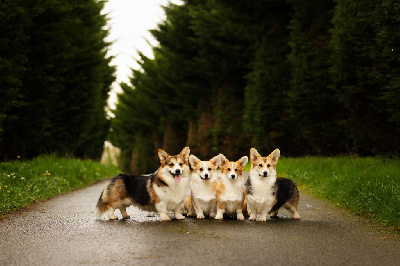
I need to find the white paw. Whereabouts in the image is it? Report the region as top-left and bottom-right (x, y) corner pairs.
(159, 214), (171, 221)
(215, 214), (223, 220)
(249, 214), (257, 221)
(257, 216), (267, 222)
(197, 214), (205, 219)
(175, 213), (185, 220)
(237, 214), (245, 220)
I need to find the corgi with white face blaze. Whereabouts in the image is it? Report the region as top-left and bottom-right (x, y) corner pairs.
(184, 154), (223, 219)
(96, 147), (191, 221)
(215, 155), (248, 220)
(246, 148), (300, 221)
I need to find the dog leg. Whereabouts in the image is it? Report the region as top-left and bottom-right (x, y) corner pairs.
(236, 208), (245, 220)
(269, 210), (279, 218)
(215, 208), (224, 220)
(156, 202), (171, 221)
(258, 206), (269, 221)
(174, 204), (185, 220)
(249, 205), (257, 221)
(108, 208), (118, 220)
(120, 206), (130, 219)
(286, 205), (300, 220)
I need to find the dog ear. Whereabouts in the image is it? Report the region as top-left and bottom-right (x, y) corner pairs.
(238, 156), (248, 169)
(218, 154), (227, 168)
(180, 146), (190, 161)
(210, 154), (221, 168)
(250, 148), (260, 164)
(158, 149), (169, 163)
(270, 149), (280, 163)
(189, 155), (200, 169)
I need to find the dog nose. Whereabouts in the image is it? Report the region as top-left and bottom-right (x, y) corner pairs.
(204, 173), (209, 178)
(263, 171), (268, 177)
(175, 169), (181, 174)
(231, 174), (236, 179)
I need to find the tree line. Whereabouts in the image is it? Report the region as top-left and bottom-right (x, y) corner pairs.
(111, 0), (399, 173)
(0, 0), (114, 160)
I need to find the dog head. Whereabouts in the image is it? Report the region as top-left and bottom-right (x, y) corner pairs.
(158, 146), (190, 183)
(219, 155), (248, 181)
(189, 154), (222, 181)
(249, 148), (280, 179)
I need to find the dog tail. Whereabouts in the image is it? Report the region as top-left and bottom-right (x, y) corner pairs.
(96, 190), (108, 218)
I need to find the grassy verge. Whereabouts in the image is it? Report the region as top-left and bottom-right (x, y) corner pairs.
(278, 156), (400, 229)
(0, 155), (120, 217)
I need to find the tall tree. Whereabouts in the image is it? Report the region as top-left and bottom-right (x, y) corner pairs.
(0, 0), (114, 160)
(286, 0), (343, 155)
(330, 0), (400, 154)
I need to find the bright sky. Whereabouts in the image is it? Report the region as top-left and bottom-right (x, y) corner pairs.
(102, 0), (183, 110)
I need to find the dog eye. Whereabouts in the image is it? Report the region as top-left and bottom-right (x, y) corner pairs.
(235, 169), (238, 172)
(259, 164), (263, 167)
(227, 168), (230, 171)
(267, 164), (271, 168)
(169, 163), (174, 167)
(179, 163), (183, 166)
(200, 168), (203, 171)
(208, 168), (211, 171)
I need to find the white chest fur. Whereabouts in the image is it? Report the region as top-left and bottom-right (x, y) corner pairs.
(154, 175), (190, 210)
(246, 174), (276, 212)
(219, 178), (244, 213)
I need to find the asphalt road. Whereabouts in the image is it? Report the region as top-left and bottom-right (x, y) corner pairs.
(1, 179), (399, 266)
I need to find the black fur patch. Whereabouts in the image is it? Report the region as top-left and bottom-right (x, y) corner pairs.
(119, 174), (152, 206)
(245, 177), (253, 195)
(269, 177), (298, 213)
(152, 175), (168, 187)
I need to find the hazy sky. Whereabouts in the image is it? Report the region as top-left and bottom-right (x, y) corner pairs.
(102, 0), (182, 109)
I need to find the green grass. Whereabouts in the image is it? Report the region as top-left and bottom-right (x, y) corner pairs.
(0, 155), (120, 216)
(277, 156), (400, 229)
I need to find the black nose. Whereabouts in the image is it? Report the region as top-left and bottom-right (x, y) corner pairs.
(204, 173), (209, 178)
(263, 171), (268, 177)
(231, 174), (236, 178)
(175, 169), (181, 174)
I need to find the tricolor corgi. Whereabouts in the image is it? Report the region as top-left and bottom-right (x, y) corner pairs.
(246, 148), (300, 221)
(96, 147), (191, 221)
(215, 155), (248, 220)
(184, 154), (223, 219)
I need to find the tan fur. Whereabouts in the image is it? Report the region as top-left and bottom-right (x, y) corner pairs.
(215, 155), (248, 220)
(96, 147), (191, 221)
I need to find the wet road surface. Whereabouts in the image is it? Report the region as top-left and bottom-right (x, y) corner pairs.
(1, 180), (399, 265)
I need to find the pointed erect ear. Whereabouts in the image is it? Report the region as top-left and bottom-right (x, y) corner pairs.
(250, 148), (260, 164)
(180, 146), (190, 161)
(218, 154), (227, 168)
(238, 156), (248, 169)
(210, 154), (221, 167)
(189, 155), (200, 169)
(158, 149), (169, 163)
(270, 149), (280, 163)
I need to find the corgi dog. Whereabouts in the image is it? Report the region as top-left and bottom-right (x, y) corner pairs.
(215, 155), (248, 220)
(96, 147), (191, 221)
(184, 154), (223, 219)
(246, 148), (300, 221)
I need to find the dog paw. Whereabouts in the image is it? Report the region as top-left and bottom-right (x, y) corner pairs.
(237, 214), (245, 220)
(175, 213), (185, 220)
(197, 214), (205, 219)
(108, 215), (118, 220)
(257, 216), (267, 222)
(249, 214), (257, 221)
(293, 214), (301, 220)
(122, 215), (130, 220)
(215, 214), (223, 220)
(160, 214), (171, 221)
(210, 213), (216, 219)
